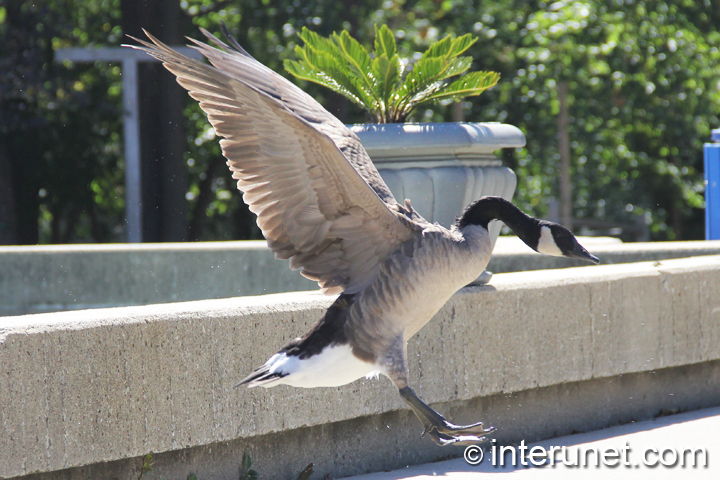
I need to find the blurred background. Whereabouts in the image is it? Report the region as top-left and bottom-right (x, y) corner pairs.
(1, 0), (718, 245)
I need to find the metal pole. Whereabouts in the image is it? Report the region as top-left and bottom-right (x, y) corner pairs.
(705, 129), (720, 240)
(122, 58), (142, 243)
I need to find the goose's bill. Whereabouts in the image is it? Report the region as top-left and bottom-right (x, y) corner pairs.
(567, 244), (600, 264)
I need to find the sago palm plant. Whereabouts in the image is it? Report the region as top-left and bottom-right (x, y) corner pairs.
(284, 24), (499, 123)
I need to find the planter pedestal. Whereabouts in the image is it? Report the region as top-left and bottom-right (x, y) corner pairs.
(352, 122), (525, 284)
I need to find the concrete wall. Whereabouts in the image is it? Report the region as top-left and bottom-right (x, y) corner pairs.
(2, 255), (720, 479)
(0, 242), (314, 317)
(3, 239), (720, 317)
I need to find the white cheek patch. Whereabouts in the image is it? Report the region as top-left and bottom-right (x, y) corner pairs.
(537, 225), (564, 257)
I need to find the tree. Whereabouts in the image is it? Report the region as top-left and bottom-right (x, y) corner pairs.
(3, 0), (718, 244)
(1, 0), (124, 244)
(369, 0), (719, 240)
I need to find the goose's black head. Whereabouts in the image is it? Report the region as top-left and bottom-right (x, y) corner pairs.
(532, 221), (599, 264)
(457, 197), (599, 264)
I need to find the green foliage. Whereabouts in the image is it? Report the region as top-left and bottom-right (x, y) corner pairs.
(239, 452), (259, 480)
(239, 452), (313, 480)
(296, 463), (314, 480)
(130, 451), (312, 480)
(4, 0), (718, 244)
(370, 0), (719, 241)
(492, 0), (718, 240)
(1, 0), (124, 244)
(284, 25), (499, 122)
(137, 453), (153, 479)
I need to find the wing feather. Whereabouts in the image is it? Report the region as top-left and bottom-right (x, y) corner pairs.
(128, 32), (422, 294)
(186, 29), (400, 205)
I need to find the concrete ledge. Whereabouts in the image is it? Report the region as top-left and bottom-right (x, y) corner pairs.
(3, 239), (720, 316)
(489, 238), (720, 274)
(15, 361), (720, 480)
(0, 241), (315, 317)
(2, 255), (720, 478)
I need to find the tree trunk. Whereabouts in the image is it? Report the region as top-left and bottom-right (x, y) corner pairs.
(452, 101), (465, 122)
(558, 81), (573, 230)
(121, 0), (188, 242)
(0, 140), (17, 245)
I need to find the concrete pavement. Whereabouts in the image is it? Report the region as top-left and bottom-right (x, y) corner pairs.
(345, 406), (720, 479)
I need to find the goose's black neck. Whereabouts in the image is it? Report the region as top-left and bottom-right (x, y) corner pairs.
(456, 196), (540, 246)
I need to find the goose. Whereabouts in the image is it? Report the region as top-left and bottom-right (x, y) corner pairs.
(128, 27), (599, 446)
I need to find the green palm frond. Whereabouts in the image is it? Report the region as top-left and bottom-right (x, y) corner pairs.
(392, 56), (474, 117)
(284, 25), (498, 123)
(332, 30), (378, 103)
(423, 33), (477, 60)
(371, 54), (400, 119)
(422, 71), (500, 102)
(374, 24), (397, 59)
(286, 42), (377, 111)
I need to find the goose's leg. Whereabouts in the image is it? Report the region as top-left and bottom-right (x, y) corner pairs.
(399, 385), (495, 446)
(383, 338), (495, 446)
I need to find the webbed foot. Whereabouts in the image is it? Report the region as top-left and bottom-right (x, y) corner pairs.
(422, 418), (495, 446)
(399, 386), (496, 446)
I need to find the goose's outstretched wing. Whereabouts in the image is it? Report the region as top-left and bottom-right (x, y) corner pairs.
(192, 26), (399, 206)
(127, 31), (418, 294)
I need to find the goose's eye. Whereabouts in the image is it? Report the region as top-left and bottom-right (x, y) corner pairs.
(551, 227), (576, 251)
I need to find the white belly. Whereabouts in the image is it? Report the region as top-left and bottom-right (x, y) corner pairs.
(261, 344), (379, 388)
